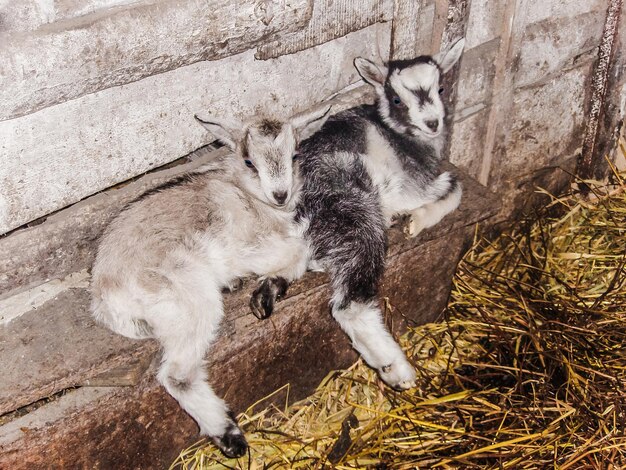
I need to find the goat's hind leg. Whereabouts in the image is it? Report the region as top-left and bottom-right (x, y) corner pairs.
(332, 296), (417, 390)
(151, 298), (248, 458)
(328, 218), (416, 390)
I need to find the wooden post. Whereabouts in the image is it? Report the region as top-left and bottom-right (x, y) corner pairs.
(390, 0), (424, 59)
(578, 0), (624, 186)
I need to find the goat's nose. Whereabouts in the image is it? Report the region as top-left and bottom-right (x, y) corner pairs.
(425, 120), (439, 132)
(273, 191), (288, 205)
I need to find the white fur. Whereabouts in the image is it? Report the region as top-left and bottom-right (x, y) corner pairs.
(331, 299), (416, 389)
(362, 125), (455, 228)
(407, 179), (463, 236)
(91, 108), (329, 447)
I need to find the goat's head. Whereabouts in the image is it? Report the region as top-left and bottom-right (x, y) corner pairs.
(195, 106), (330, 208)
(354, 38), (465, 139)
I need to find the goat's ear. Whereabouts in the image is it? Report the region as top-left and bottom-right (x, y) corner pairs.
(354, 57), (387, 88)
(194, 115), (243, 150)
(434, 38), (465, 73)
(290, 105), (331, 141)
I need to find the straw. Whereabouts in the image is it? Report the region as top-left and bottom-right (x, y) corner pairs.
(172, 161), (626, 469)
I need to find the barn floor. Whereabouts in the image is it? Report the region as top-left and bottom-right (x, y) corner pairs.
(172, 166), (626, 469)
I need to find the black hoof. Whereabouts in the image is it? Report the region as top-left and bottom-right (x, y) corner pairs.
(212, 428), (248, 459)
(250, 277), (289, 320)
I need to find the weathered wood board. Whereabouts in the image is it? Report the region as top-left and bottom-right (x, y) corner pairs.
(0, 168), (497, 468)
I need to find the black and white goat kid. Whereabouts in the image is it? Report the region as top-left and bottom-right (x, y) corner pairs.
(90, 107), (329, 458)
(253, 39), (465, 391)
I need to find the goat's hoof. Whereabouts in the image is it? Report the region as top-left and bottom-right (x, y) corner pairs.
(405, 208), (427, 238)
(249, 277), (289, 320)
(222, 278), (245, 293)
(405, 218), (425, 238)
(249, 293), (269, 320)
(379, 360), (417, 391)
(250, 282), (274, 320)
(212, 427), (248, 459)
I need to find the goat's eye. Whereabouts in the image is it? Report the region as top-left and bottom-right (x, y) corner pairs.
(244, 159), (255, 169)
(438, 87), (444, 95)
(392, 96), (402, 106)
(292, 155), (299, 162)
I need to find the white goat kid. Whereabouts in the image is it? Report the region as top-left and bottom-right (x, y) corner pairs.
(90, 107), (329, 458)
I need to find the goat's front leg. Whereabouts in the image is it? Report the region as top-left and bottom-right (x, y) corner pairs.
(250, 237), (310, 320)
(406, 172), (462, 238)
(250, 276), (289, 319)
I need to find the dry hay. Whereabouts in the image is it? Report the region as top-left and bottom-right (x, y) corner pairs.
(172, 167), (626, 469)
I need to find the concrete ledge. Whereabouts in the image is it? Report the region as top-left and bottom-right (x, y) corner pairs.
(0, 168), (497, 468)
(0, 85), (376, 300)
(256, 0), (392, 59)
(0, 24), (390, 235)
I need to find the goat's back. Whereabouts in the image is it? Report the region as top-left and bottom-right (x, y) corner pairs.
(90, 163), (295, 337)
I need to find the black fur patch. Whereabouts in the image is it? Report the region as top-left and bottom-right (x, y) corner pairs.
(299, 109), (368, 156)
(387, 55), (440, 74)
(249, 277), (289, 319)
(371, 113), (440, 176)
(297, 112), (387, 308)
(131, 174), (198, 204)
(413, 87), (433, 105)
(257, 119), (283, 137)
(445, 174), (460, 196)
(292, 61), (448, 315)
(384, 83), (410, 128)
(211, 412), (248, 458)
(272, 277), (289, 298)
(168, 376), (191, 391)
(212, 425), (248, 458)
